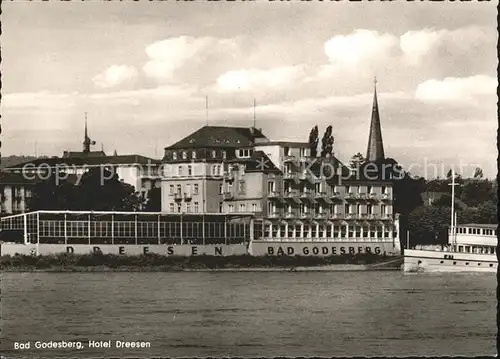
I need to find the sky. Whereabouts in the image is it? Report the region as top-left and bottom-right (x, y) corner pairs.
(2, 1), (498, 179)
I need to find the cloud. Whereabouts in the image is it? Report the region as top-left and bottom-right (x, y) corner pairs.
(414, 75), (497, 104)
(323, 29), (398, 66)
(215, 66), (305, 92)
(400, 26), (491, 66)
(400, 29), (445, 65)
(142, 36), (215, 81)
(2, 91), (79, 110)
(92, 65), (138, 88)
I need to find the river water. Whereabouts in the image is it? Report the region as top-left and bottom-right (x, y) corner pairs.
(1, 271), (496, 357)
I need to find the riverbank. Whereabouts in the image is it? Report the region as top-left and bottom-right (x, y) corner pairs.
(0, 253), (403, 272)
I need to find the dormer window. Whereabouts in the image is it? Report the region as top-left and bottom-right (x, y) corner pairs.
(237, 149), (253, 158)
(192, 151), (196, 159)
(189, 139), (195, 144)
(212, 150), (216, 158)
(172, 152), (177, 160)
(222, 151), (226, 160)
(182, 151), (187, 160)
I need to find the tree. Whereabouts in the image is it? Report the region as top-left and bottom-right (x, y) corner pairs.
(320, 125), (334, 157)
(407, 206), (451, 246)
(144, 187), (162, 212)
(460, 180), (495, 207)
(308, 125), (319, 157)
(28, 167), (145, 211)
(473, 167), (484, 179)
(349, 152), (366, 170)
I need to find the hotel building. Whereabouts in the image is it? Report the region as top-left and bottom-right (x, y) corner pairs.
(161, 84), (397, 242)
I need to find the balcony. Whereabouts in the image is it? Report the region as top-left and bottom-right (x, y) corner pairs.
(285, 211), (297, 219)
(268, 210), (281, 218)
(381, 193), (391, 201)
(284, 190), (299, 198)
(183, 192), (192, 200)
(268, 191), (280, 198)
(345, 192), (358, 200)
(315, 212), (326, 219)
(314, 191), (327, 199)
(223, 192), (234, 200)
(283, 172), (298, 180)
(358, 192), (367, 200)
(299, 190), (314, 200)
(331, 192), (342, 200)
(283, 155), (296, 162)
(174, 193), (183, 200)
(298, 171), (314, 181)
(300, 212), (313, 219)
(223, 171), (234, 181)
(332, 213), (343, 219)
(368, 192), (378, 200)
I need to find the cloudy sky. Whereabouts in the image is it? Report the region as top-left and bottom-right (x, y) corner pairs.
(3, 1), (497, 178)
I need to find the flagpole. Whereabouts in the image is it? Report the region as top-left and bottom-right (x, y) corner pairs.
(205, 95), (208, 126)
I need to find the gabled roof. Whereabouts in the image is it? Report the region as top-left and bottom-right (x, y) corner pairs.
(0, 172), (40, 184)
(167, 126), (268, 149)
(226, 151), (280, 173)
(63, 151), (106, 158)
(5, 155), (161, 169)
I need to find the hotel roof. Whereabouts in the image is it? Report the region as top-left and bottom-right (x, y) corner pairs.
(5, 155), (161, 169)
(167, 125), (268, 149)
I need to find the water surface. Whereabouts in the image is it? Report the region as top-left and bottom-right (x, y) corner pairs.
(1, 271), (496, 357)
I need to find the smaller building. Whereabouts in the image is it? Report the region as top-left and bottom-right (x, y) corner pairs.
(0, 172), (39, 215)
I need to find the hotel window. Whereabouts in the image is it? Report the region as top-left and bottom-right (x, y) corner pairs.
(186, 203), (191, 213)
(219, 202), (223, 213)
(172, 152), (177, 160)
(178, 166), (183, 176)
(188, 165), (192, 176)
(381, 186), (387, 194)
(229, 204), (235, 213)
(367, 204), (373, 215)
(381, 205), (386, 215)
(355, 226), (361, 238)
(240, 204), (246, 212)
(192, 151), (196, 159)
(176, 184), (182, 195)
(193, 184), (199, 194)
(356, 204), (361, 214)
(286, 204), (291, 213)
(345, 204), (350, 214)
(252, 203), (257, 212)
(182, 151), (187, 160)
(222, 151), (227, 159)
(177, 203), (182, 213)
(169, 185), (174, 195)
(212, 150), (216, 158)
(239, 181), (245, 194)
(340, 225), (347, 238)
(367, 185), (372, 194)
(170, 204), (175, 212)
(194, 202), (199, 213)
(299, 148), (306, 157)
(326, 225), (332, 238)
(267, 181), (275, 194)
(284, 147), (290, 156)
(345, 185), (350, 193)
(186, 184), (191, 196)
(315, 183), (321, 193)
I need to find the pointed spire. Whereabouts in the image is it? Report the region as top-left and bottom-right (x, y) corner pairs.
(83, 112), (90, 153)
(366, 77), (385, 162)
(113, 149), (118, 156)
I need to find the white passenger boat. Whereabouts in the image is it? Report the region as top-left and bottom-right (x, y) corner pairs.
(404, 170), (497, 273)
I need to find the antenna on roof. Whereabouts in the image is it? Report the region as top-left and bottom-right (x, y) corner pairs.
(205, 94), (209, 126)
(154, 137), (158, 158)
(101, 142), (104, 152)
(253, 98), (256, 128)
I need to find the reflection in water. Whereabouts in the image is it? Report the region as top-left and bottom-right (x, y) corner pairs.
(1, 272), (495, 357)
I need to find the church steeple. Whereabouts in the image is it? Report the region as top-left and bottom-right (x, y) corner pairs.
(366, 78), (385, 162)
(83, 112), (90, 153)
